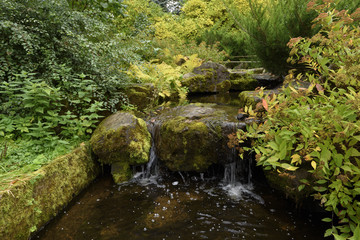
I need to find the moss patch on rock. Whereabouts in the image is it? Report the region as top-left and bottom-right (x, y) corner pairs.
(230, 75), (258, 91)
(238, 91), (259, 108)
(158, 116), (215, 171)
(0, 144), (99, 240)
(124, 83), (157, 110)
(154, 103), (244, 172)
(181, 61), (231, 93)
(90, 111), (151, 183)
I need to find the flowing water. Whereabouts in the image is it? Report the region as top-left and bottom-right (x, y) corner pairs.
(33, 105), (329, 239)
(33, 164), (329, 240)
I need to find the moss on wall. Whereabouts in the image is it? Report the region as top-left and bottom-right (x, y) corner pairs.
(0, 144), (100, 240)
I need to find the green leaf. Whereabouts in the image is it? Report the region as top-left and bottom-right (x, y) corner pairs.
(316, 179), (328, 184)
(268, 141), (278, 151)
(333, 234), (346, 240)
(351, 148), (360, 157)
(322, 218), (332, 223)
(320, 148), (331, 162)
(295, 144), (304, 151)
(298, 185), (305, 191)
(350, 225), (360, 240)
(279, 140), (287, 160)
(313, 186), (327, 192)
(280, 163), (298, 171)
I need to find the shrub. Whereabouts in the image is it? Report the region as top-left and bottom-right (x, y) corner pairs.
(236, 1), (360, 238)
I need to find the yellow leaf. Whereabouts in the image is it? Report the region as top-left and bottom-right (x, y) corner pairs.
(289, 85), (298, 93)
(162, 89), (171, 97)
(175, 80), (182, 87)
(311, 161), (317, 170)
(291, 154), (301, 165)
(304, 154), (313, 161)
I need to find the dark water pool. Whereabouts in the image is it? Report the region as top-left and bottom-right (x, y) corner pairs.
(33, 173), (329, 240)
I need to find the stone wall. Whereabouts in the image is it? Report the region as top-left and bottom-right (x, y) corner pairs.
(0, 144), (100, 240)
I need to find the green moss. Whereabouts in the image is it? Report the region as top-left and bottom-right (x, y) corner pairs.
(111, 162), (131, 183)
(124, 84), (157, 110)
(216, 80), (231, 92)
(182, 71), (230, 93)
(158, 117), (218, 171)
(90, 112), (151, 183)
(230, 75), (258, 91)
(0, 144), (99, 240)
(238, 91), (259, 108)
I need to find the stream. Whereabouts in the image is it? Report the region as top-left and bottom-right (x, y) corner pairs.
(33, 92), (329, 239)
(33, 166), (328, 240)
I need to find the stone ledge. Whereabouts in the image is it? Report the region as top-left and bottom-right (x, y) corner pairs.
(0, 144), (100, 240)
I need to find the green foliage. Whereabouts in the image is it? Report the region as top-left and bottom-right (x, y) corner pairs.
(237, 2), (360, 239)
(228, 0), (317, 74)
(287, 0), (360, 90)
(126, 55), (203, 100)
(0, 0), (155, 111)
(155, 39), (228, 63)
(67, 0), (127, 16)
(197, 25), (249, 57)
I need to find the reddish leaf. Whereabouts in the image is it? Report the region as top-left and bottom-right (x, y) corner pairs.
(262, 98), (269, 111)
(316, 83), (324, 93)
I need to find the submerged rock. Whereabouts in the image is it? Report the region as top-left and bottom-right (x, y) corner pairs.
(90, 112), (151, 183)
(182, 61), (231, 93)
(152, 103), (245, 172)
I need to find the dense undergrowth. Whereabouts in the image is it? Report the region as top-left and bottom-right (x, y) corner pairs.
(237, 1), (360, 239)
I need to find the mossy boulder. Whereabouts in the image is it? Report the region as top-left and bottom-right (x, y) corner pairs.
(230, 75), (258, 91)
(124, 83), (157, 110)
(0, 144), (99, 240)
(90, 111), (151, 183)
(153, 103), (245, 172)
(182, 61), (231, 93)
(238, 90), (279, 108)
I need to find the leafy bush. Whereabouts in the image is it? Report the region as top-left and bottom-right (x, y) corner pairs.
(0, 0), (154, 112)
(287, 0), (360, 90)
(197, 23), (249, 56)
(236, 1), (360, 239)
(126, 54), (203, 100)
(0, 0), (159, 177)
(155, 39), (228, 64)
(227, 0), (317, 74)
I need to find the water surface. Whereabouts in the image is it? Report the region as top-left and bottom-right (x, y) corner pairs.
(34, 173), (328, 240)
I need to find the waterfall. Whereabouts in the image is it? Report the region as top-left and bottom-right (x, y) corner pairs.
(131, 121), (161, 185)
(223, 162), (236, 185)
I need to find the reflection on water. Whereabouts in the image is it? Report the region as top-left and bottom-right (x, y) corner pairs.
(34, 173), (328, 240)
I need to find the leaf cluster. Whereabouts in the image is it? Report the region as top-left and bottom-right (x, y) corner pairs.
(237, 1), (360, 238)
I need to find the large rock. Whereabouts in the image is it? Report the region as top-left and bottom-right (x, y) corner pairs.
(124, 83), (157, 110)
(152, 103), (246, 172)
(229, 74), (258, 91)
(90, 112), (151, 183)
(229, 69), (282, 90)
(181, 62), (231, 93)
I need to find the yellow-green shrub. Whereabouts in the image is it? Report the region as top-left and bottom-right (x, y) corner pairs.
(126, 54), (203, 100)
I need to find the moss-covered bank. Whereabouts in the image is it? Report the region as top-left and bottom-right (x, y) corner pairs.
(0, 144), (100, 240)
